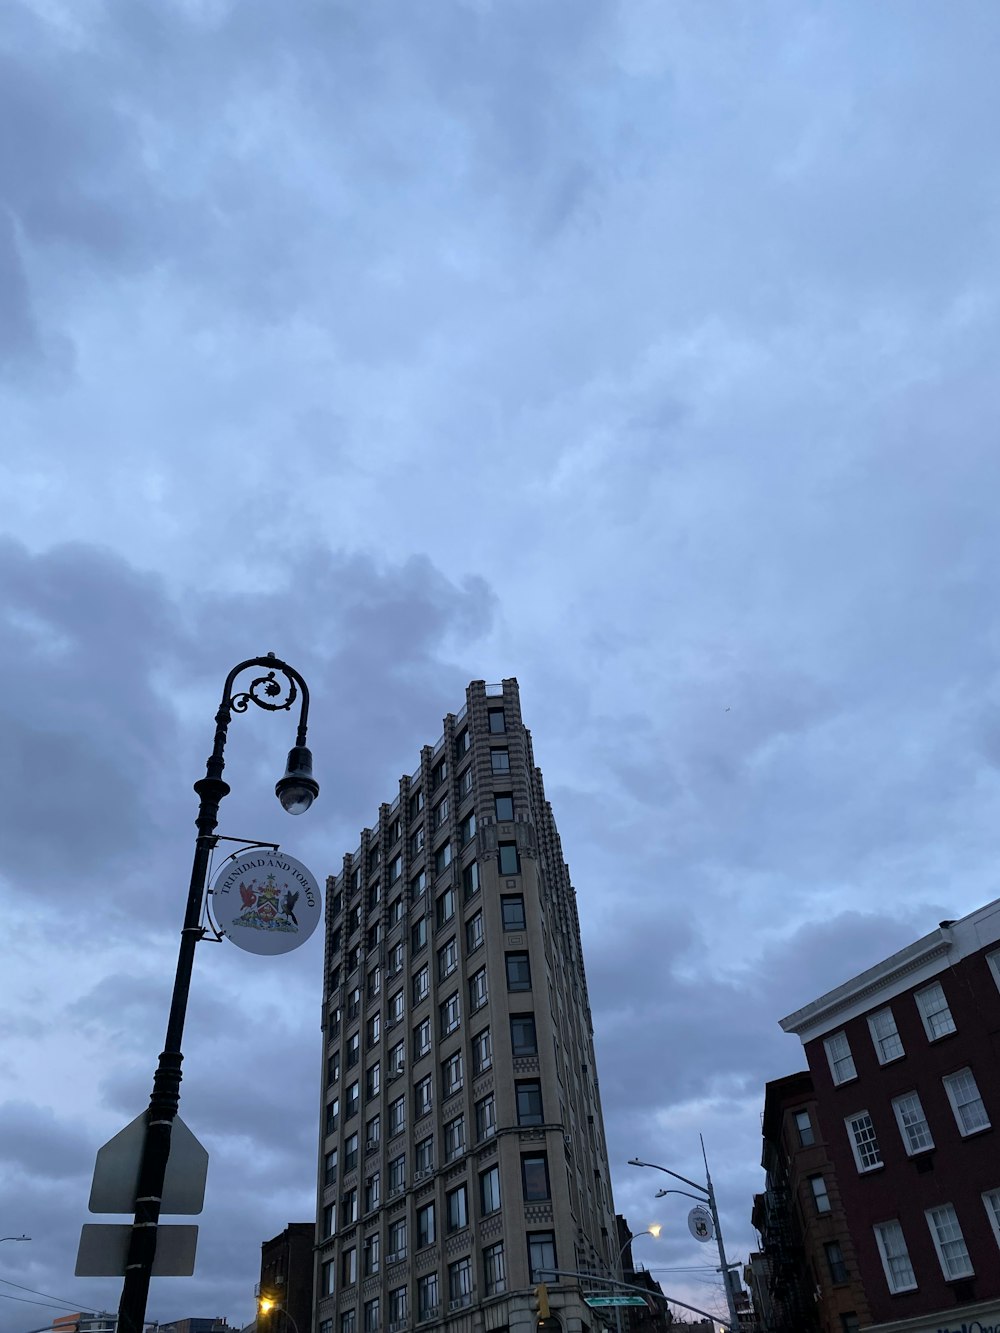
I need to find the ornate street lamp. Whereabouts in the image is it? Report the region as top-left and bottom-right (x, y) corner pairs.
(117, 655), (318, 1333)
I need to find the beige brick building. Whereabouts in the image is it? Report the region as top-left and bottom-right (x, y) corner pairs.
(315, 680), (618, 1333)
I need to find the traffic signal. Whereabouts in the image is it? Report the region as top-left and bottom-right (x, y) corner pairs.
(533, 1284), (560, 1333)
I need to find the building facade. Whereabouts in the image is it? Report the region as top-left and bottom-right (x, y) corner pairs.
(315, 680), (618, 1333)
(780, 899), (1000, 1333)
(259, 1223), (316, 1333)
(750, 1071), (871, 1333)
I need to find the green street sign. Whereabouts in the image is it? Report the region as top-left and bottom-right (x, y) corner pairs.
(585, 1297), (649, 1308)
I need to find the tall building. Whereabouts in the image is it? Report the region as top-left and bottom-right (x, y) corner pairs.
(779, 899), (1000, 1333)
(315, 680), (618, 1333)
(749, 1071), (871, 1333)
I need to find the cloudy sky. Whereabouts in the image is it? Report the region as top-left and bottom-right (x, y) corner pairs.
(4, 0), (1000, 1328)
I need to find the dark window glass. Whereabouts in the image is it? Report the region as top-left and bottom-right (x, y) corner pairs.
(501, 895), (526, 930)
(494, 793), (514, 821)
(522, 1154), (550, 1201)
(490, 749), (510, 774)
(825, 1242), (848, 1284)
(506, 952), (531, 991)
(516, 1081), (543, 1126)
(528, 1232), (556, 1283)
(511, 1014), (537, 1056)
(488, 709), (506, 734)
(498, 843), (519, 875)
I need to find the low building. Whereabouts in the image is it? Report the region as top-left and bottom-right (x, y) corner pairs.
(258, 1223), (315, 1333)
(780, 898), (1000, 1333)
(751, 1071), (871, 1333)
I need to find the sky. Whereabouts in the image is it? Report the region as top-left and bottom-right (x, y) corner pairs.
(3, 0), (1000, 1328)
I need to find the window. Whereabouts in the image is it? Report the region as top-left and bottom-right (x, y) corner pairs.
(501, 895), (526, 930)
(365, 1171), (380, 1212)
(926, 1204), (974, 1279)
(988, 949), (1000, 994)
(414, 1018), (432, 1059)
(470, 967), (488, 1011)
(411, 917), (427, 953)
(367, 938), (382, 972)
(480, 1165), (501, 1214)
(347, 986), (361, 1020)
(473, 1027), (492, 1074)
(983, 1189), (1000, 1248)
(328, 1050), (341, 1084)
(388, 1040), (405, 1075)
(322, 1202), (335, 1240)
(432, 757), (448, 789)
(347, 944), (362, 975)
(410, 868), (427, 897)
(488, 708), (506, 734)
(460, 812), (477, 845)
(445, 1114), (465, 1161)
(793, 1109), (814, 1146)
(321, 1318), (334, 1333)
(463, 861), (480, 900)
(417, 1202), (436, 1247)
(364, 1232), (380, 1276)
(456, 728), (471, 756)
(511, 1013), (538, 1056)
(528, 1232), (556, 1283)
(364, 1298), (379, 1333)
(388, 1154), (405, 1197)
(840, 1317), (860, 1333)
(369, 844), (381, 872)
(329, 1004), (342, 1037)
(824, 1031), (857, 1085)
(388, 816), (401, 845)
(466, 911), (484, 952)
(387, 989), (403, 1024)
(868, 1007), (904, 1064)
(388, 1097), (405, 1137)
(943, 1067), (990, 1135)
(448, 1256), (473, 1307)
(344, 1132), (359, 1171)
(892, 1092), (934, 1154)
(340, 1313), (355, 1333)
(434, 797), (449, 829)
(389, 1288), (407, 1324)
(476, 1092), (496, 1141)
(517, 1080), (544, 1126)
(458, 765), (474, 797)
(415, 1074), (433, 1117)
(347, 1032), (360, 1068)
(490, 748), (510, 773)
(809, 1176), (831, 1214)
(498, 843), (520, 875)
(438, 937), (458, 980)
(915, 981), (957, 1040)
(417, 1273), (439, 1321)
(388, 896), (404, 927)
(367, 1013), (381, 1048)
(484, 1241), (506, 1295)
(366, 1113), (380, 1148)
(409, 788), (424, 819)
(388, 853), (402, 884)
(326, 1097), (340, 1135)
(846, 1111), (882, 1171)
(413, 965), (429, 1004)
(341, 1189), (358, 1227)
(346, 1080), (360, 1119)
(447, 1184), (468, 1232)
(321, 1259), (335, 1297)
(506, 952), (531, 991)
(324, 1147), (338, 1187)
(494, 793), (514, 821)
(442, 1051), (464, 1097)
(436, 887), (456, 925)
(366, 1062), (380, 1100)
(415, 1135), (434, 1173)
(522, 1154), (550, 1201)
(440, 991), (461, 1036)
(825, 1241), (848, 1284)
(388, 1216), (407, 1258)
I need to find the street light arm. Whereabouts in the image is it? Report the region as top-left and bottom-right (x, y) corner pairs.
(654, 1187), (706, 1203)
(628, 1158), (708, 1197)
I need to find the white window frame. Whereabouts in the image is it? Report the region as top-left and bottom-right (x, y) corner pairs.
(867, 1007), (904, 1064)
(824, 1030), (857, 1085)
(943, 1067), (991, 1136)
(925, 1203), (974, 1280)
(845, 1110), (883, 1172)
(873, 1220), (917, 1294)
(983, 1189), (1000, 1249)
(891, 1091), (934, 1155)
(809, 1175), (831, 1214)
(914, 980), (956, 1041)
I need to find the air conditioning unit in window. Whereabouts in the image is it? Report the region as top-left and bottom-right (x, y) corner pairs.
(448, 1299), (470, 1312)
(366, 1139), (379, 1151)
(413, 1168), (432, 1181)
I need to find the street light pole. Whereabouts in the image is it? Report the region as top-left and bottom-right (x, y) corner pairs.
(614, 1227), (661, 1333)
(117, 655), (319, 1333)
(629, 1147), (740, 1331)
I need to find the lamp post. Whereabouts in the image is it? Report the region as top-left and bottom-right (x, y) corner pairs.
(258, 1297), (301, 1333)
(117, 655), (319, 1333)
(614, 1226), (661, 1333)
(0, 1236), (30, 1243)
(629, 1149), (740, 1331)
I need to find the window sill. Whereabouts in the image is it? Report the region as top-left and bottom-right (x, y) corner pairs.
(957, 1123), (992, 1139)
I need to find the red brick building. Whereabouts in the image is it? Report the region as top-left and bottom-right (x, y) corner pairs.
(780, 898), (1000, 1333)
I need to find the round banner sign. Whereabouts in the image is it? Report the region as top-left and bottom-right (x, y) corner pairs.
(212, 850), (321, 955)
(688, 1206), (715, 1242)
